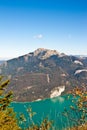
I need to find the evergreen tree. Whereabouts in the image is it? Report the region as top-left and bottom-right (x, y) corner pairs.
(0, 76), (21, 130)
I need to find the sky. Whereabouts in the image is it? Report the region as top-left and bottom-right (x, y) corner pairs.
(0, 0), (87, 59)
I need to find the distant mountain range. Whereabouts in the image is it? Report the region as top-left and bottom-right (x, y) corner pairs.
(74, 55), (87, 58)
(0, 60), (5, 65)
(0, 48), (87, 102)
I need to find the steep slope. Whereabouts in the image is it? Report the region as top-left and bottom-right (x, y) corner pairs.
(0, 48), (87, 101)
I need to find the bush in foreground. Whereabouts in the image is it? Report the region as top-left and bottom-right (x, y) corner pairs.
(64, 86), (87, 130)
(0, 76), (21, 130)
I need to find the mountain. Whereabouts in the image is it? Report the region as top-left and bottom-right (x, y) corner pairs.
(0, 60), (5, 65)
(0, 48), (87, 102)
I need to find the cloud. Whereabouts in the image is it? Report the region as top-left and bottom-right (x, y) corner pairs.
(33, 34), (43, 39)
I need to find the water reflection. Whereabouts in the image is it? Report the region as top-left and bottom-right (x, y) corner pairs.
(51, 96), (65, 103)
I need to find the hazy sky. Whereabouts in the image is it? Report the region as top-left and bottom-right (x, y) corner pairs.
(0, 0), (87, 59)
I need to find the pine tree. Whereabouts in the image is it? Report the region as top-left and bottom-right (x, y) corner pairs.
(0, 76), (21, 130)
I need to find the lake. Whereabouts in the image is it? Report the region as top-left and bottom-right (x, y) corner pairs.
(11, 95), (78, 130)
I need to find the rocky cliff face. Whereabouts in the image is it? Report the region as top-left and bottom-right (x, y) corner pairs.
(33, 48), (61, 59)
(0, 48), (87, 102)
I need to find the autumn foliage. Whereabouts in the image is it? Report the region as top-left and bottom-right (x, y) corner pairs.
(65, 87), (87, 130)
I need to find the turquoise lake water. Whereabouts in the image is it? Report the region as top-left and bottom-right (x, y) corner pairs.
(11, 95), (78, 130)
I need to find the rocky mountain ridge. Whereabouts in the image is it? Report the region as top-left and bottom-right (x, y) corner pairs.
(0, 48), (87, 102)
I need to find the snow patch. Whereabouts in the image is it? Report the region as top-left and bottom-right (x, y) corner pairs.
(74, 60), (83, 65)
(74, 69), (87, 75)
